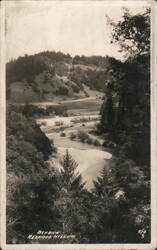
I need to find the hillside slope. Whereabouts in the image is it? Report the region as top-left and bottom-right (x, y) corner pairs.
(6, 51), (112, 103)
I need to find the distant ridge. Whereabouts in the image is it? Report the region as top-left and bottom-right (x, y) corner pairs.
(6, 51), (119, 103)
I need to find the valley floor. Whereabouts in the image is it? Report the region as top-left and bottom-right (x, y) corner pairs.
(37, 105), (112, 190)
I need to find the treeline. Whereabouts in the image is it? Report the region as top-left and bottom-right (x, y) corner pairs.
(6, 51), (71, 84)
(37, 51), (72, 63)
(73, 55), (110, 68)
(10, 104), (68, 118)
(6, 51), (108, 87)
(99, 54), (150, 165)
(6, 54), (49, 86)
(97, 7), (150, 241)
(6, 52), (109, 86)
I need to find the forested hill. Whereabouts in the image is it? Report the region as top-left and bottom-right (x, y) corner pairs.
(6, 51), (115, 103)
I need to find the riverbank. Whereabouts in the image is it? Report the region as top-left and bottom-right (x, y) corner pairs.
(38, 113), (112, 190)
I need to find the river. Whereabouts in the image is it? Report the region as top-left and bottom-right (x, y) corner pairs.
(37, 114), (112, 190)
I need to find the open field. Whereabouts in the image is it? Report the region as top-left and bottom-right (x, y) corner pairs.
(31, 96), (103, 114)
(62, 99), (102, 112)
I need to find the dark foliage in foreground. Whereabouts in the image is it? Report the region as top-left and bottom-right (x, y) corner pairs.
(97, 8), (150, 242)
(100, 8), (150, 165)
(6, 105), (61, 243)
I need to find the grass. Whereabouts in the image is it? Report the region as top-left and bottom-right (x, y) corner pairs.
(61, 99), (102, 112)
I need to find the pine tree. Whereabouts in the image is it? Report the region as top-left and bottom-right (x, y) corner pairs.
(55, 150), (86, 240)
(93, 166), (116, 199)
(60, 149), (85, 193)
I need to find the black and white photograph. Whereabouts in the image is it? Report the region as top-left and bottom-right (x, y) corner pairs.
(0, 0), (157, 249)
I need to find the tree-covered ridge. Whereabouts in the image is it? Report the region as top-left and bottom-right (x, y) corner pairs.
(73, 55), (110, 67)
(6, 51), (114, 102)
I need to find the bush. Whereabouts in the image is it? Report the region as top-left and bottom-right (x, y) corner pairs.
(41, 121), (47, 126)
(60, 132), (66, 137)
(55, 121), (64, 126)
(86, 137), (93, 145)
(84, 90), (90, 97)
(54, 62), (68, 76)
(77, 131), (90, 143)
(93, 139), (101, 146)
(62, 112), (69, 117)
(71, 84), (80, 93)
(70, 132), (76, 140)
(55, 86), (69, 96)
(46, 105), (67, 116)
(69, 130), (101, 146)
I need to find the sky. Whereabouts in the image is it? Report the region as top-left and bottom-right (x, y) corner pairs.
(5, 1), (149, 62)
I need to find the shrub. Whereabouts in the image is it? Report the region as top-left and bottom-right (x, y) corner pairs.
(60, 132), (66, 137)
(55, 121), (64, 126)
(46, 105), (67, 116)
(84, 90), (90, 97)
(70, 132), (76, 140)
(77, 131), (89, 143)
(54, 62), (68, 76)
(93, 139), (101, 146)
(63, 112), (68, 117)
(41, 121), (46, 126)
(55, 86), (69, 96)
(86, 137), (93, 144)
